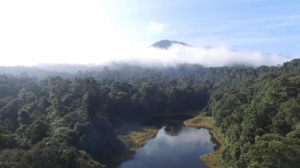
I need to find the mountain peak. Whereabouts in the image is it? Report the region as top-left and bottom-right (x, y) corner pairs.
(151, 40), (189, 49)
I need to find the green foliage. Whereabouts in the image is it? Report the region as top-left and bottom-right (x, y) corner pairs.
(207, 60), (300, 167)
(286, 129), (300, 139)
(25, 120), (49, 144)
(1, 59), (300, 167)
(0, 133), (15, 142)
(15, 138), (105, 168)
(247, 133), (300, 168)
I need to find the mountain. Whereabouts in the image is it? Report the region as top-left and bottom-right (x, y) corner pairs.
(150, 40), (190, 49)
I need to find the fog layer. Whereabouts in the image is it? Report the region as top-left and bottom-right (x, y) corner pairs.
(3, 43), (293, 68)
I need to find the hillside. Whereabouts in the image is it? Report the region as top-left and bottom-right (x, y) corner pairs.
(0, 59), (299, 167)
(150, 40), (190, 49)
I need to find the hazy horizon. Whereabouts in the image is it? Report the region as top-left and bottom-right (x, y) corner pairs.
(0, 42), (294, 68)
(0, 0), (299, 68)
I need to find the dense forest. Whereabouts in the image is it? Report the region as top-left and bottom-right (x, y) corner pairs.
(0, 59), (299, 168)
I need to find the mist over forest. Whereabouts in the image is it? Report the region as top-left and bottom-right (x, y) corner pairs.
(0, 40), (293, 80)
(1, 39), (293, 69)
(1, 0), (300, 167)
(0, 38), (300, 168)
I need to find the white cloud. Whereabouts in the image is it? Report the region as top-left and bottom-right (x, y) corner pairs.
(0, 1), (295, 68)
(147, 21), (164, 32)
(0, 0), (128, 66)
(85, 43), (292, 68)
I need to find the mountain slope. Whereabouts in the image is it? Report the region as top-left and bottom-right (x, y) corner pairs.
(150, 40), (189, 49)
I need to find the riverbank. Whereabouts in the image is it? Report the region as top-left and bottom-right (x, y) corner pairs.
(127, 128), (158, 149)
(110, 125), (158, 168)
(113, 112), (222, 168)
(115, 121), (159, 151)
(183, 113), (226, 168)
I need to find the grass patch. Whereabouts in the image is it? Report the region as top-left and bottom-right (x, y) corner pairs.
(183, 112), (226, 168)
(0, 133), (15, 142)
(114, 126), (159, 166)
(198, 112), (227, 145)
(128, 128), (158, 149)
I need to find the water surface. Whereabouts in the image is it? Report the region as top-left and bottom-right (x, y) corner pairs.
(119, 125), (216, 168)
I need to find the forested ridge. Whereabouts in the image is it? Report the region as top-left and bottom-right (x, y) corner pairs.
(207, 59), (300, 168)
(0, 59), (299, 168)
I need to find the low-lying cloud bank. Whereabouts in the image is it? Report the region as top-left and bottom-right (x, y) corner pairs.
(2, 42), (294, 68)
(128, 44), (293, 67)
(39, 43), (294, 68)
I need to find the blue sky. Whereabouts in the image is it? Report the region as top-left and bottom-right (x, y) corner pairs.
(105, 0), (300, 56)
(0, 0), (298, 66)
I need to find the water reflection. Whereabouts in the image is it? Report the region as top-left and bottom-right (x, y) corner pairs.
(119, 126), (216, 168)
(140, 114), (193, 128)
(164, 126), (181, 136)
